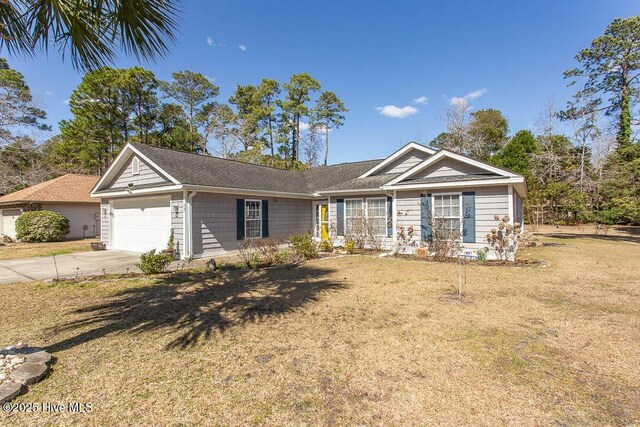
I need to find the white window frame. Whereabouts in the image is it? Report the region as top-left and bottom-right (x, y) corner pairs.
(244, 199), (262, 239)
(344, 198), (364, 235)
(131, 157), (140, 175)
(343, 197), (389, 238)
(431, 192), (463, 239)
(366, 197), (388, 237)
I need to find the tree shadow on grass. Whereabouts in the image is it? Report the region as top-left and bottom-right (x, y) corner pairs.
(544, 232), (640, 244)
(47, 264), (346, 351)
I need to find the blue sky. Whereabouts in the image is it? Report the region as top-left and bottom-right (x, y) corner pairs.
(3, 0), (638, 163)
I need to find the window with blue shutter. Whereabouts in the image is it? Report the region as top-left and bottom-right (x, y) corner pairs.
(386, 196), (393, 237)
(236, 199), (245, 240)
(336, 199), (344, 236)
(420, 193), (432, 241)
(462, 192), (476, 243)
(261, 200), (269, 238)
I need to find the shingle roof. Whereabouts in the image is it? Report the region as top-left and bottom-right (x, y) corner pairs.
(0, 174), (99, 205)
(130, 143), (383, 195)
(316, 173), (402, 192)
(302, 159), (383, 191)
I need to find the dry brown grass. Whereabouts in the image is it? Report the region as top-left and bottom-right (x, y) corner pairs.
(0, 227), (639, 426)
(0, 239), (98, 260)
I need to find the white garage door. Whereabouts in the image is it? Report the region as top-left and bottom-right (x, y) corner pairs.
(1, 209), (21, 239)
(111, 197), (171, 253)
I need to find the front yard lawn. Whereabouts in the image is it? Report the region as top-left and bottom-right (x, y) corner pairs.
(0, 228), (638, 425)
(0, 238), (98, 260)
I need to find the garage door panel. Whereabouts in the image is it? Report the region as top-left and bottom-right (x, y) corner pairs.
(112, 197), (171, 253)
(2, 209), (21, 239)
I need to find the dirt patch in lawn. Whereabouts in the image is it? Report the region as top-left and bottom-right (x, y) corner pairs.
(0, 239), (98, 260)
(0, 232), (638, 425)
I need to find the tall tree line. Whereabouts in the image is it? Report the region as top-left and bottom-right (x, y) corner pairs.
(52, 68), (347, 174)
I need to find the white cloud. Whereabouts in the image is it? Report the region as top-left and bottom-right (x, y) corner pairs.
(238, 44), (247, 51)
(299, 121), (328, 134)
(44, 90), (53, 96)
(466, 88), (487, 100)
(205, 75), (216, 82)
(413, 96), (428, 105)
(450, 97), (468, 107)
(63, 99), (69, 105)
(206, 37), (214, 46)
(450, 88), (488, 106)
(375, 105), (419, 119)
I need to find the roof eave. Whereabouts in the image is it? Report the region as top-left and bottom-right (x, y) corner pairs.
(383, 176), (526, 191)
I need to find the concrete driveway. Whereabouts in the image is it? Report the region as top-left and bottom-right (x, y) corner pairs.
(0, 251), (143, 284)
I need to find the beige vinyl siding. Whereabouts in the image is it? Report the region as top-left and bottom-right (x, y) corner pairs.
(170, 193), (185, 257)
(375, 150), (432, 175)
(107, 155), (169, 189)
(100, 199), (110, 245)
(395, 186), (510, 252)
(192, 193), (312, 257)
(41, 203), (100, 239)
(411, 157), (490, 179)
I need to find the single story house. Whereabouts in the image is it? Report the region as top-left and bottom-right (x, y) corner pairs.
(0, 174), (101, 240)
(91, 142), (526, 259)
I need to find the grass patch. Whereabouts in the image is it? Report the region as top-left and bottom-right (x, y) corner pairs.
(0, 238), (98, 260)
(0, 227), (638, 425)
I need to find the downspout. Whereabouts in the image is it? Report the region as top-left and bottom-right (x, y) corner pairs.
(186, 190), (198, 258)
(182, 190), (188, 259)
(386, 190), (397, 248)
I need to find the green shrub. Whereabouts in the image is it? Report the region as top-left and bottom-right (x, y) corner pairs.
(319, 239), (333, 253)
(137, 249), (174, 275)
(344, 240), (356, 254)
(477, 248), (488, 264)
(289, 234), (318, 259)
(15, 210), (70, 242)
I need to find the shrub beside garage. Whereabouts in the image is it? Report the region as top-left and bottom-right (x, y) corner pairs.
(15, 211), (70, 242)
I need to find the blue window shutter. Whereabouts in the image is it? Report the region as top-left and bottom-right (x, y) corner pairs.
(236, 199), (245, 240)
(336, 199), (344, 236)
(386, 196), (393, 237)
(420, 193), (432, 242)
(261, 200), (269, 238)
(462, 192), (476, 243)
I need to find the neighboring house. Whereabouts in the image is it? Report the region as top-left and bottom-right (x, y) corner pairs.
(0, 174), (101, 240)
(91, 142), (526, 259)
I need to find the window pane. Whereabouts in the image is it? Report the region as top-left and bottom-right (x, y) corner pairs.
(451, 195), (460, 217)
(246, 219), (261, 239)
(246, 201), (261, 220)
(367, 199), (385, 217)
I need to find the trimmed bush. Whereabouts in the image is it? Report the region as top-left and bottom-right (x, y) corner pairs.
(137, 249), (174, 275)
(319, 239), (333, 253)
(289, 234), (318, 260)
(15, 210), (70, 242)
(344, 240), (356, 254)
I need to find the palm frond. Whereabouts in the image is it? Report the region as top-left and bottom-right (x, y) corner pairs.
(0, 0), (181, 71)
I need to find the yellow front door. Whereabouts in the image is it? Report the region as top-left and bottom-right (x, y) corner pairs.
(320, 204), (328, 239)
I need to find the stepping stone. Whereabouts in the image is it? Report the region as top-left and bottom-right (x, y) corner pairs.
(23, 349), (52, 365)
(0, 381), (23, 404)
(10, 362), (48, 385)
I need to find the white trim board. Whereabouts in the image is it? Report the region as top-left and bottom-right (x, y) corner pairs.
(383, 177), (525, 191)
(387, 150), (518, 186)
(91, 144), (180, 195)
(358, 142), (436, 178)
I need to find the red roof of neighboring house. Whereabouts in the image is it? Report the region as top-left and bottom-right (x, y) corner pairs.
(0, 174), (100, 205)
